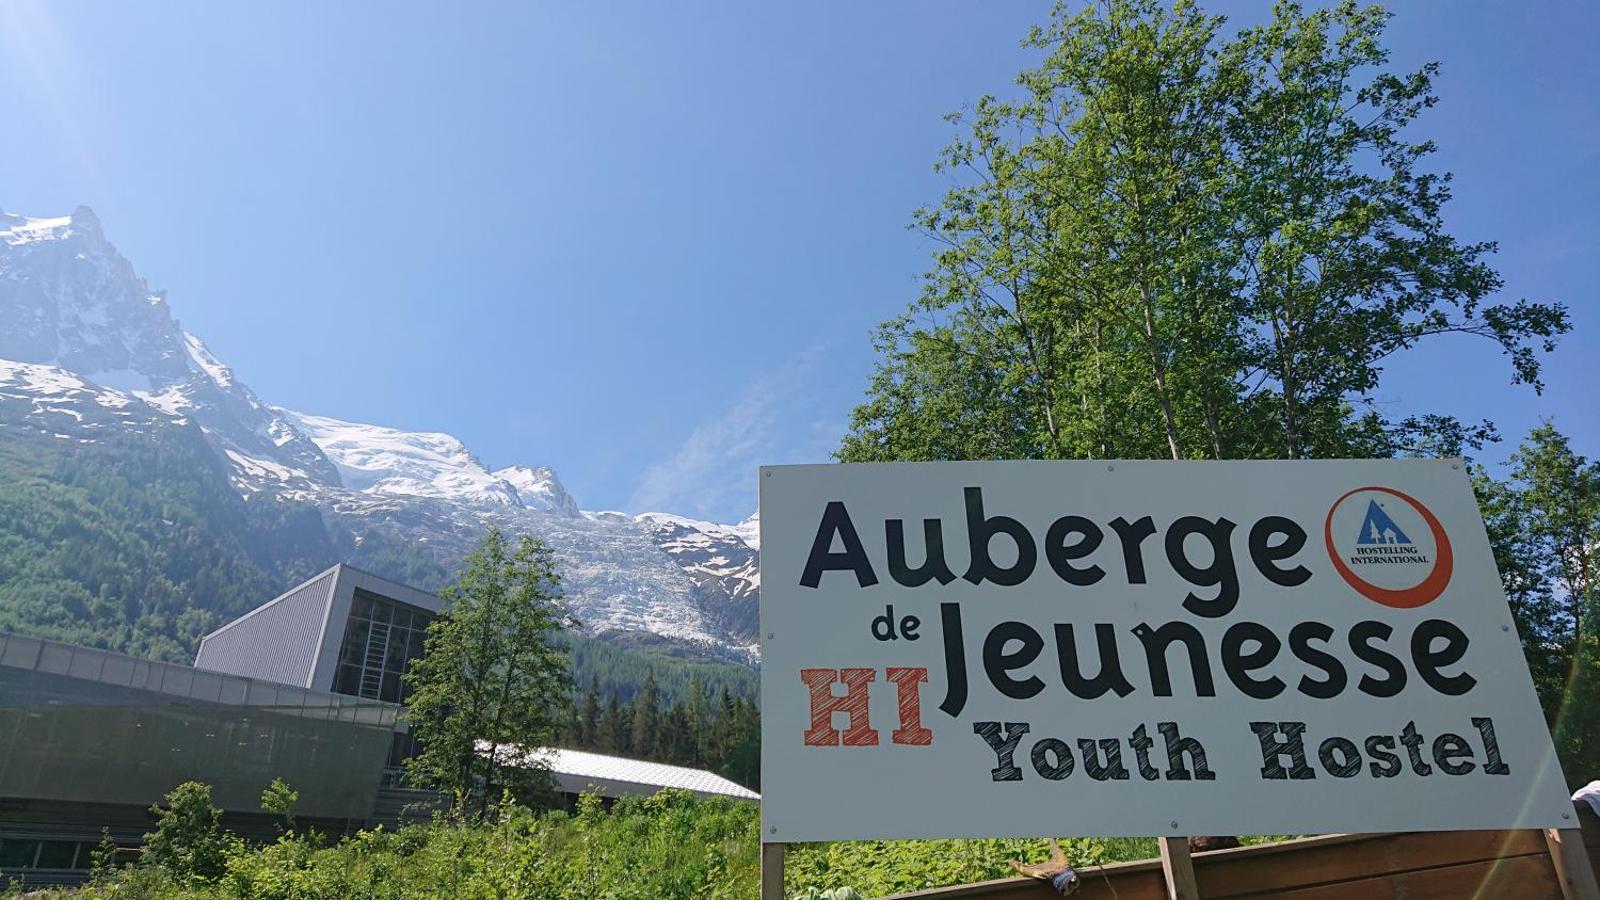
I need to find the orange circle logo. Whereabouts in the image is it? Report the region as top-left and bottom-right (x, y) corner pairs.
(1323, 486), (1453, 608)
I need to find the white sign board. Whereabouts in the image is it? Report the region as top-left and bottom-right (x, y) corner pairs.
(758, 460), (1571, 842)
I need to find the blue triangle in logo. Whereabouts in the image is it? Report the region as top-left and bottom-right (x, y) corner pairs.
(1356, 499), (1412, 545)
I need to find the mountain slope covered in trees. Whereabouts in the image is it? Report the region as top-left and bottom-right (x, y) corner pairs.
(0, 388), (330, 660)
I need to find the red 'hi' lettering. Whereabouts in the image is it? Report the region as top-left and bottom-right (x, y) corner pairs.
(800, 668), (879, 747)
(885, 666), (933, 746)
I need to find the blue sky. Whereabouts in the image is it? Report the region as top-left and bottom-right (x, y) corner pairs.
(2, 2), (1594, 522)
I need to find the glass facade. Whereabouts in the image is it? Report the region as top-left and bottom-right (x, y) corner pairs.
(332, 589), (433, 704)
(382, 730), (425, 787)
(0, 838), (106, 873)
(0, 632), (398, 821)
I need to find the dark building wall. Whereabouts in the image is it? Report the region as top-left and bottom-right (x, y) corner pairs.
(0, 634), (397, 821)
(0, 797), (366, 886)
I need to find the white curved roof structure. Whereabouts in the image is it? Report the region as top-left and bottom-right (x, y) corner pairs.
(513, 746), (759, 801)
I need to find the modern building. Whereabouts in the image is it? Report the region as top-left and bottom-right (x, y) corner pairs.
(195, 564), (442, 705)
(0, 563), (756, 886)
(0, 630), (404, 885)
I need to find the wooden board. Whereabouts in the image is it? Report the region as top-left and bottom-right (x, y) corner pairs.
(885, 829), (1569, 899)
(1196, 830), (1546, 897)
(886, 804), (1600, 900)
(1546, 826), (1600, 900)
(1225, 853), (1559, 900)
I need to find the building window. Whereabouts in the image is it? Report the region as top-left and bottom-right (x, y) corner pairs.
(0, 838), (95, 870)
(384, 728), (425, 785)
(332, 590), (433, 703)
(34, 840), (80, 869)
(0, 839), (37, 869)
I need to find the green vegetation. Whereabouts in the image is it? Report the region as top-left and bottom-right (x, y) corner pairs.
(404, 529), (573, 813)
(559, 672), (762, 788)
(841, 0), (1566, 466)
(1475, 424), (1600, 785)
(139, 782), (239, 887)
(258, 779), (298, 833)
(0, 410), (331, 662)
(30, 785), (1188, 899)
(0, 410), (758, 704)
(560, 630), (758, 705)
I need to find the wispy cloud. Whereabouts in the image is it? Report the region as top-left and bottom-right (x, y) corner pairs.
(629, 347), (841, 522)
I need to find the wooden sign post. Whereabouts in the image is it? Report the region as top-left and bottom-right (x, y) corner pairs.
(1546, 823), (1600, 900)
(1158, 836), (1199, 900)
(762, 841), (785, 900)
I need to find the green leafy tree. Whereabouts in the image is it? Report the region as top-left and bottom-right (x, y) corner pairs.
(658, 702), (694, 765)
(725, 696), (762, 789)
(141, 781), (238, 884)
(840, 0), (1566, 465)
(1477, 424), (1600, 784)
(1223, 4), (1566, 459)
(260, 777), (299, 832)
(88, 827), (121, 879)
(686, 674), (709, 766)
(1508, 424), (1600, 634)
(404, 527), (573, 817)
(1475, 464), (1567, 714)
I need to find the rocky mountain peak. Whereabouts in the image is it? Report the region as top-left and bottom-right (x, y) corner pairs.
(1, 206), (762, 660)
(494, 464), (582, 517)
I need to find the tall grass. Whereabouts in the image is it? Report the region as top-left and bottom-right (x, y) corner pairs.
(21, 790), (1187, 899)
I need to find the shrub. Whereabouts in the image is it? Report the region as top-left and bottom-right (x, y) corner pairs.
(141, 782), (239, 885)
(63, 784), (1184, 898)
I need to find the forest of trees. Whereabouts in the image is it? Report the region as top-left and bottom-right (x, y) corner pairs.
(0, 403), (333, 661)
(557, 672), (763, 789)
(559, 631), (757, 707)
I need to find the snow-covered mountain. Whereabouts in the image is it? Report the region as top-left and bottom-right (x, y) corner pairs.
(495, 464), (582, 517)
(0, 207), (760, 660)
(280, 410), (528, 509)
(1, 208), (340, 488)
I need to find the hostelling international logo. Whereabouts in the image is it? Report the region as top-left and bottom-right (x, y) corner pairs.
(1323, 486), (1454, 608)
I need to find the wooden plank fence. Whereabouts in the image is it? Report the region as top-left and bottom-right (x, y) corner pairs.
(882, 803), (1600, 900)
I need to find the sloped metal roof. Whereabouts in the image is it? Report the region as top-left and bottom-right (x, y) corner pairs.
(195, 566), (339, 689)
(516, 746), (759, 801)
